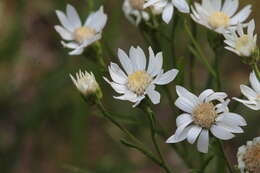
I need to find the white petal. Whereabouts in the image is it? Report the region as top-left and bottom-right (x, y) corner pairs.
(61, 41), (79, 48)
(187, 125), (202, 144)
(197, 129), (209, 153)
(55, 10), (75, 31)
(216, 112), (247, 126)
(147, 86), (161, 104)
(240, 85), (257, 100)
(222, 0), (239, 17)
(176, 113), (193, 127)
(154, 69), (179, 85)
(172, 0), (190, 13)
(230, 5), (252, 25)
(166, 125), (192, 143)
(198, 89), (214, 102)
(150, 52), (163, 77)
(108, 64), (127, 84)
(162, 3), (174, 24)
(103, 77), (127, 94)
(85, 6), (107, 32)
(54, 26), (73, 40)
(216, 122), (244, 133)
(143, 0), (161, 8)
(247, 20), (255, 38)
(209, 0), (221, 11)
(210, 125), (235, 140)
(249, 71), (260, 93)
(175, 97), (196, 113)
(176, 85), (200, 105)
(205, 92), (227, 102)
(129, 46), (146, 71)
(118, 49), (134, 74)
(147, 47), (156, 74)
(69, 48), (84, 55)
(66, 4), (82, 28)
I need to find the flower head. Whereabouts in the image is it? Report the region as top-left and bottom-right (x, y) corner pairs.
(237, 136), (260, 173)
(123, 0), (150, 25)
(224, 20), (257, 57)
(104, 46), (179, 107)
(144, 0), (190, 24)
(55, 4), (107, 55)
(233, 71), (260, 110)
(191, 0), (252, 33)
(166, 86), (246, 153)
(70, 70), (101, 98)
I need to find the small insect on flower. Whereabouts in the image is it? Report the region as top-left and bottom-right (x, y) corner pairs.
(191, 0), (252, 33)
(237, 136), (260, 173)
(123, 0), (150, 25)
(144, 0), (190, 24)
(224, 20), (257, 57)
(70, 70), (102, 99)
(55, 4), (107, 55)
(166, 86), (246, 153)
(233, 71), (260, 110)
(104, 46), (179, 107)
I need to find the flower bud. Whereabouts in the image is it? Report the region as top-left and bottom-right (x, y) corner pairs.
(70, 70), (102, 99)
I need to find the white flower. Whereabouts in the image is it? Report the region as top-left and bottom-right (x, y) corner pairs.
(191, 0), (252, 33)
(55, 4), (107, 55)
(70, 70), (101, 97)
(144, 0), (190, 24)
(166, 86), (246, 153)
(224, 20), (257, 57)
(104, 46), (179, 107)
(123, 0), (150, 25)
(237, 136), (260, 173)
(233, 71), (260, 110)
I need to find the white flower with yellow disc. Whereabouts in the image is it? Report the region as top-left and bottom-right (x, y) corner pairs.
(55, 4), (107, 55)
(104, 46), (179, 107)
(191, 0), (252, 33)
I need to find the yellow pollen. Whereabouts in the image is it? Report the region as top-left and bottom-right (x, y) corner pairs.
(127, 70), (152, 95)
(129, 0), (144, 10)
(73, 27), (96, 43)
(193, 102), (217, 128)
(243, 143), (260, 173)
(208, 12), (230, 28)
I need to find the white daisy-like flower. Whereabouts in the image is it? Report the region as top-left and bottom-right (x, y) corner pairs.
(144, 0), (190, 24)
(104, 46), (179, 107)
(233, 71), (260, 110)
(237, 136), (260, 173)
(123, 0), (150, 25)
(166, 86), (246, 153)
(55, 4), (107, 55)
(70, 70), (101, 97)
(191, 0), (252, 33)
(224, 20), (257, 57)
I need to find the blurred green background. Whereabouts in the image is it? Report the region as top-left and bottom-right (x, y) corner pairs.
(0, 0), (259, 173)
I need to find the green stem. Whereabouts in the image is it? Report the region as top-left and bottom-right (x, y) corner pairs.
(184, 20), (217, 78)
(95, 100), (169, 171)
(217, 140), (234, 173)
(94, 41), (106, 70)
(144, 106), (172, 173)
(253, 63), (260, 81)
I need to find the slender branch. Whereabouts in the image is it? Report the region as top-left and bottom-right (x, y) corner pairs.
(253, 63), (260, 81)
(144, 106), (172, 173)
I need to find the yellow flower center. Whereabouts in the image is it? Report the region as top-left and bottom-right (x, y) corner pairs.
(127, 70), (152, 95)
(235, 35), (255, 56)
(129, 0), (144, 10)
(73, 27), (96, 43)
(208, 12), (230, 28)
(193, 102), (217, 128)
(243, 143), (260, 173)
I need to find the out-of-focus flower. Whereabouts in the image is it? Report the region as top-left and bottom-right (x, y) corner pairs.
(224, 20), (257, 57)
(70, 70), (102, 98)
(237, 136), (260, 173)
(104, 46), (179, 107)
(191, 0), (252, 33)
(123, 0), (150, 25)
(233, 71), (260, 110)
(144, 0), (190, 24)
(167, 86), (246, 153)
(55, 4), (107, 55)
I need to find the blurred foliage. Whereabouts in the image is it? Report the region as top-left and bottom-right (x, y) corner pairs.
(0, 0), (259, 173)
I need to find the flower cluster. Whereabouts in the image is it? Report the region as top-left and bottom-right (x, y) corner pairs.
(53, 1), (260, 172)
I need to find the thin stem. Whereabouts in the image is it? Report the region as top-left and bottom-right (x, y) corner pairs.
(217, 140), (234, 173)
(253, 63), (260, 81)
(144, 106), (172, 173)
